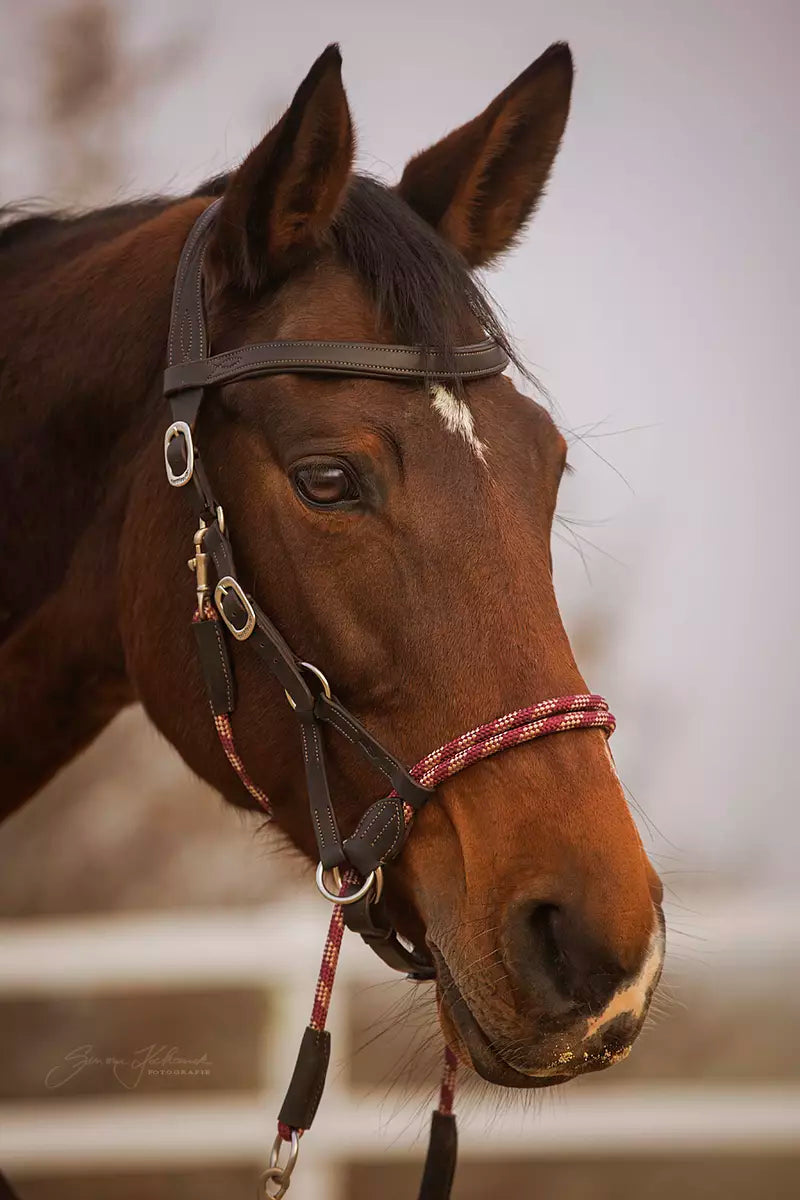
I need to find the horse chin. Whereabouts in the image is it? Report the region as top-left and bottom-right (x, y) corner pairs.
(430, 948), (569, 1089)
(431, 947), (634, 1090)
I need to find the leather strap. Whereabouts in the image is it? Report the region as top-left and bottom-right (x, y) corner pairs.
(342, 798), (407, 876)
(164, 337), (509, 392)
(192, 617), (236, 716)
(418, 1111), (458, 1200)
(167, 200), (218, 373)
(342, 895), (436, 979)
(277, 1026), (331, 1131)
(314, 693), (432, 810)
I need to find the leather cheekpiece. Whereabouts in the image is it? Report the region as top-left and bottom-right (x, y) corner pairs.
(342, 797), (407, 875)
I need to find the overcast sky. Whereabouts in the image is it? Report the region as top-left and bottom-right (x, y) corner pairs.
(2, 0), (797, 887)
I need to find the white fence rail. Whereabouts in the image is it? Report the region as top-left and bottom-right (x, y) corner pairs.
(1, 894), (798, 1199)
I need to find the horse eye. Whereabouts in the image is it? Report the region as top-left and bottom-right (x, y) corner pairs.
(291, 462), (360, 508)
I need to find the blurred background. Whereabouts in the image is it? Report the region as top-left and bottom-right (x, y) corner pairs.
(0, 1), (798, 1197)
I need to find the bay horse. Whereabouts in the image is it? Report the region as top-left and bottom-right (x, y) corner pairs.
(0, 42), (664, 1198)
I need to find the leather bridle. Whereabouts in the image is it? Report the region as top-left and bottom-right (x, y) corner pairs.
(163, 199), (615, 1199)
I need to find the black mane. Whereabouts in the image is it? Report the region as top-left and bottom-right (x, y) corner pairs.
(331, 176), (519, 369)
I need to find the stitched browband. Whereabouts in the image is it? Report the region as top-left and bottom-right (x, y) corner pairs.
(164, 337), (509, 393)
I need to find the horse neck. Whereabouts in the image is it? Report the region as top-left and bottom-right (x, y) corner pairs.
(0, 198), (208, 626)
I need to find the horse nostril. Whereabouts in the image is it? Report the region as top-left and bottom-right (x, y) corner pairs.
(526, 900), (562, 974)
(599, 1013), (637, 1056)
(511, 899), (628, 1015)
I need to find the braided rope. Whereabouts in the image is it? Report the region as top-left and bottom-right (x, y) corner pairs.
(404, 694), (615, 791)
(308, 870), (357, 1033)
(438, 1045), (459, 1117)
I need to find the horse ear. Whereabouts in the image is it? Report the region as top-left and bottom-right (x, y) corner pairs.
(209, 44), (354, 291)
(397, 43), (573, 268)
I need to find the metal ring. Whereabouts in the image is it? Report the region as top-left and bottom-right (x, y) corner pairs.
(315, 862), (384, 906)
(164, 421), (194, 487)
(260, 1130), (299, 1198)
(285, 662), (332, 711)
(260, 1168), (287, 1200)
(215, 576), (256, 641)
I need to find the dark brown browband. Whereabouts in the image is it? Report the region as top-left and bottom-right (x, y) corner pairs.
(164, 337), (509, 394)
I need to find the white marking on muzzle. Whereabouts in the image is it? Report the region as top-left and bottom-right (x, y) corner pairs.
(583, 927), (665, 1041)
(430, 385), (487, 463)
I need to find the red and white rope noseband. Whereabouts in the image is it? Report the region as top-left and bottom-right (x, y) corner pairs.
(408, 694), (615, 787)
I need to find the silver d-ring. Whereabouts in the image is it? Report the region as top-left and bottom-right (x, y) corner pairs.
(164, 421), (194, 487)
(315, 862), (384, 906)
(215, 576), (256, 641)
(285, 662), (332, 711)
(261, 1130), (299, 1198)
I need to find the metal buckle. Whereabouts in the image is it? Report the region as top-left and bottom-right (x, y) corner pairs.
(315, 863), (384, 906)
(164, 421), (194, 487)
(215, 576), (256, 640)
(261, 1130), (299, 1198)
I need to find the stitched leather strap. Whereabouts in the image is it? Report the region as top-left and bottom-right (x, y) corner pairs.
(342, 797), (407, 875)
(342, 895), (436, 979)
(192, 618), (236, 716)
(165, 337), (509, 392)
(277, 1026), (331, 1131)
(315, 693), (432, 810)
(167, 200), (218, 372)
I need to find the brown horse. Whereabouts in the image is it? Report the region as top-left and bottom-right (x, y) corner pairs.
(0, 42), (663, 1096)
